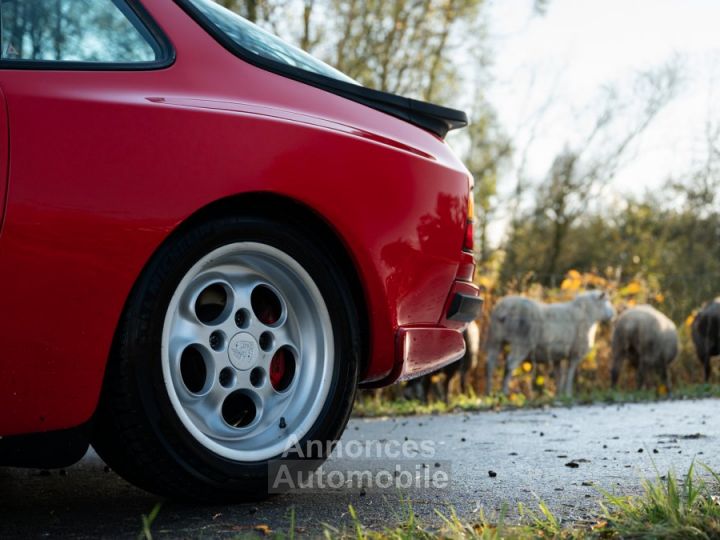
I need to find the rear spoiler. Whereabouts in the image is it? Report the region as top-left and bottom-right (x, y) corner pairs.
(176, 0), (468, 139)
(326, 83), (469, 139)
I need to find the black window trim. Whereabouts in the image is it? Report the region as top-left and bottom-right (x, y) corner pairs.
(174, 0), (467, 139)
(0, 0), (175, 71)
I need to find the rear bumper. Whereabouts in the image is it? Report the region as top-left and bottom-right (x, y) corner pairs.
(396, 327), (466, 380)
(361, 278), (482, 387)
(396, 282), (482, 380)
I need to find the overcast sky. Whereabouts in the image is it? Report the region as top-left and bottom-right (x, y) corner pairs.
(480, 0), (720, 238)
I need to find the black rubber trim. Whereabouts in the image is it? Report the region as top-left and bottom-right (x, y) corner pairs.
(0, 423), (90, 468)
(0, 0), (175, 71)
(447, 293), (483, 322)
(173, 0), (467, 139)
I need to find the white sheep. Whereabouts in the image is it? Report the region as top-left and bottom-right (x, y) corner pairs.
(485, 291), (615, 395)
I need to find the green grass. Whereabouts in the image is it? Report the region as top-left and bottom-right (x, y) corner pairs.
(138, 503), (161, 540)
(317, 464), (720, 539)
(596, 463), (720, 539)
(352, 384), (720, 419)
(137, 465), (720, 539)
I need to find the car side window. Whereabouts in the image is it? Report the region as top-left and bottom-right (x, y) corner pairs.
(0, 0), (161, 64)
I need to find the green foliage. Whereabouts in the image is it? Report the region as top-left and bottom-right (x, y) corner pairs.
(501, 196), (720, 325)
(353, 385), (720, 418)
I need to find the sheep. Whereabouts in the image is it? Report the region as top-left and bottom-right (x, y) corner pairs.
(406, 320), (480, 403)
(485, 291), (615, 396)
(691, 298), (720, 382)
(611, 305), (678, 390)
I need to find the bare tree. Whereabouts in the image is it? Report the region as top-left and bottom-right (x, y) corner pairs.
(669, 119), (720, 215)
(329, 0), (484, 103)
(500, 61), (681, 282)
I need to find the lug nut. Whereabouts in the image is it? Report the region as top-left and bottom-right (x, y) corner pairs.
(209, 331), (225, 351)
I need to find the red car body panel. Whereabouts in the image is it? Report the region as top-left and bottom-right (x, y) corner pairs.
(0, 0), (477, 436)
(0, 86), (7, 226)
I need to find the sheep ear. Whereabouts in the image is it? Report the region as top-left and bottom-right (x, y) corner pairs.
(598, 291), (607, 299)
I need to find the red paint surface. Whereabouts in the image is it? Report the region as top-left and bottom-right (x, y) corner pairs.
(0, 86), (7, 229)
(0, 0), (477, 436)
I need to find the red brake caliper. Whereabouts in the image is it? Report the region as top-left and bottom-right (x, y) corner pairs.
(269, 349), (287, 390)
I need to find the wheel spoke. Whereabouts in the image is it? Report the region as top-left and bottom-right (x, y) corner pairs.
(179, 383), (230, 435)
(178, 379), (222, 413)
(170, 314), (209, 349)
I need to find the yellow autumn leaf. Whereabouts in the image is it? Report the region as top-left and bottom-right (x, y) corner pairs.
(621, 281), (642, 296)
(567, 269), (581, 280)
(686, 314), (695, 327)
(522, 361), (533, 373)
(658, 384), (668, 396)
(535, 375), (545, 386)
(655, 293), (665, 303)
(627, 299), (636, 307)
(254, 524), (272, 535)
(560, 278), (580, 291)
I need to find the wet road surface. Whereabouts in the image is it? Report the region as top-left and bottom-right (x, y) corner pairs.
(1, 398), (717, 538)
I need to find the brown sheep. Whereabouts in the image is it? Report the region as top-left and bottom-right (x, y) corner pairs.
(691, 298), (720, 382)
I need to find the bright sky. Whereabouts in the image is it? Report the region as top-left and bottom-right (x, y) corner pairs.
(482, 0), (720, 238)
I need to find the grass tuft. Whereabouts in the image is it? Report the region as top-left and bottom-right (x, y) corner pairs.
(138, 503), (162, 540)
(598, 463), (720, 539)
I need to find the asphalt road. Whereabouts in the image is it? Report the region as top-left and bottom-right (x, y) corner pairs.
(1, 398), (717, 538)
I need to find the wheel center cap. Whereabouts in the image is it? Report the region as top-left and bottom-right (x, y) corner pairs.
(228, 332), (258, 370)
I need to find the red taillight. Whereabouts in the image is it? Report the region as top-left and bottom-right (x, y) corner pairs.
(463, 220), (474, 251)
(463, 188), (475, 251)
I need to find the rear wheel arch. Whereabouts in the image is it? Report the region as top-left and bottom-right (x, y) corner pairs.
(103, 192), (371, 391)
(172, 192), (371, 379)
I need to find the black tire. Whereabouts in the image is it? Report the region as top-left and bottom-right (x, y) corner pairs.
(91, 215), (360, 501)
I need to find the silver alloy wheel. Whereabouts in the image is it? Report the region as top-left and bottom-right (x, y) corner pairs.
(161, 242), (334, 462)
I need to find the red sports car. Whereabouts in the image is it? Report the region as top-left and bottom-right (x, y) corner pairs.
(0, 0), (480, 499)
